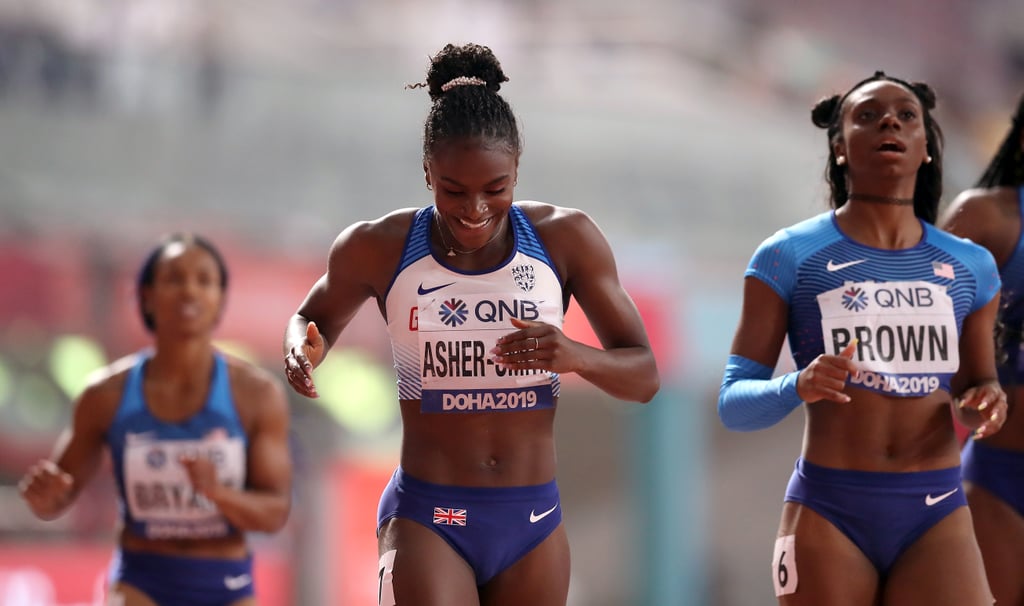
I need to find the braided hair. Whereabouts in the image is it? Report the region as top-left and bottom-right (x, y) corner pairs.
(811, 71), (944, 224)
(976, 92), (1024, 188)
(976, 93), (1024, 371)
(411, 43), (521, 159)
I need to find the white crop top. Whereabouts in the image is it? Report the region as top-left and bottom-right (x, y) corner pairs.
(384, 205), (565, 413)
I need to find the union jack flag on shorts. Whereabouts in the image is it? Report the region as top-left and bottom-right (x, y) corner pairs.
(433, 507), (467, 526)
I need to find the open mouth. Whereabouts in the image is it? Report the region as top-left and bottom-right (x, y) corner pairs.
(179, 302), (201, 318)
(876, 140), (906, 153)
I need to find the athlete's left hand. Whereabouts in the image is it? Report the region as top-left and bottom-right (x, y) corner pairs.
(179, 453), (223, 501)
(954, 380), (1007, 440)
(492, 317), (581, 373)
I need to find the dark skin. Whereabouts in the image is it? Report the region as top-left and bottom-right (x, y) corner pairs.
(19, 243), (292, 606)
(730, 81), (1004, 605)
(283, 137), (659, 605)
(940, 165), (1024, 604)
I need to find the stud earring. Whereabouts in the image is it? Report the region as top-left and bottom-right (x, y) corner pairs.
(836, 155), (846, 166)
(924, 155), (933, 164)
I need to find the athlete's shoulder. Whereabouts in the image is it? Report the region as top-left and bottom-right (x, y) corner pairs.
(516, 200), (607, 268)
(82, 352), (137, 395)
(926, 221), (991, 252)
(777, 211), (835, 240)
(221, 353), (289, 420)
(222, 353), (283, 393)
(515, 200), (583, 225)
(73, 352), (139, 425)
(335, 207), (420, 244)
(753, 212), (837, 256)
(945, 187), (1015, 218)
(926, 223), (999, 270)
(516, 200), (602, 237)
(327, 207), (421, 273)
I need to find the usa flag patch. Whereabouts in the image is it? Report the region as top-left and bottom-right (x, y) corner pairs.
(932, 261), (955, 280)
(433, 507), (467, 526)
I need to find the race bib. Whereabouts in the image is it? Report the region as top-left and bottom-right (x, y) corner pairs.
(123, 429), (245, 539)
(416, 292), (560, 413)
(817, 281), (958, 396)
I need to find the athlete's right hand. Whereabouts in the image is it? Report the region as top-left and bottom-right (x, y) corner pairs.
(796, 340), (859, 404)
(284, 321), (322, 398)
(18, 460), (74, 520)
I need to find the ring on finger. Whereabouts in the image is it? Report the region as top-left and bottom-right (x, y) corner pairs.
(532, 337), (540, 350)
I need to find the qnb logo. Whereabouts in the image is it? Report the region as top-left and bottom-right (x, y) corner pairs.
(146, 449), (167, 469)
(842, 287), (869, 312)
(439, 299), (469, 327)
(475, 299), (541, 323)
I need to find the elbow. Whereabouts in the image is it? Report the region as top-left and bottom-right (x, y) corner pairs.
(718, 411), (756, 432)
(260, 508), (291, 534)
(717, 400), (737, 430)
(254, 499), (292, 534)
(629, 368), (661, 404)
(268, 500), (292, 533)
(717, 391), (754, 432)
(637, 358), (662, 403)
(638, 376), (661, 403)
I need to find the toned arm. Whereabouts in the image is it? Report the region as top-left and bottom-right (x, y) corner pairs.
(542, 206), (660, 402)
(283, 211), (410, 397)
(189, 365), (292, 533)
(20, 370), (121, 520)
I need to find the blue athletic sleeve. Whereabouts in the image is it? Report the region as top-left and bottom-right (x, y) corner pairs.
(963, 241), (1001, 313)
(744, 229), (798, 301)
(718, 354), (803, 431)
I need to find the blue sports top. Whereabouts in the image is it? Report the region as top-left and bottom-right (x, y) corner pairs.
(107, 352), (247, 540)
(383, 205), (565, 413)
(996, 188), (1024, 384)
(746, 211), (1000, 397)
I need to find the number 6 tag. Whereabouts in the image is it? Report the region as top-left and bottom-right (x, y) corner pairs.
(772, 534), (798, 596)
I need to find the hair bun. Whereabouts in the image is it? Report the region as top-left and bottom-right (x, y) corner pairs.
(909, 82), (936, 110)
(423, 43), (509, 101)
(811, 95), (840, 128)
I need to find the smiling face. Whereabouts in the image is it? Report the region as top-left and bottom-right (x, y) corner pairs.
(425, 137), (519, 252)
(141, 242), (226, 338)
(834, 80), (930, 182)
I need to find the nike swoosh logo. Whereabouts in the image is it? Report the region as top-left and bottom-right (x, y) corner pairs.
(529, 502), (559, 524)
(417, 282), (455, 295)
(224, 574), (252, 590)
(925, 488), (959, 506)
(826, 259), (867, 272)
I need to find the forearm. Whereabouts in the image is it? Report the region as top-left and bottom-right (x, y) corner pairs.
(208, 486), (290, 534)
(576, 345), (660, 403)
(718, 354), (803, 431)
(283, 315), (313, 354)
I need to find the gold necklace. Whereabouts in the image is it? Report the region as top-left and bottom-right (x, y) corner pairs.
(434, 210), (506, 257)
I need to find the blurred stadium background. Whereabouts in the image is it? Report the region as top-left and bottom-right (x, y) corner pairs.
(0, 0), (1020, 604)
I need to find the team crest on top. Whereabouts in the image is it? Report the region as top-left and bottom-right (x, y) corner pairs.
(512, 264), (535, 292)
